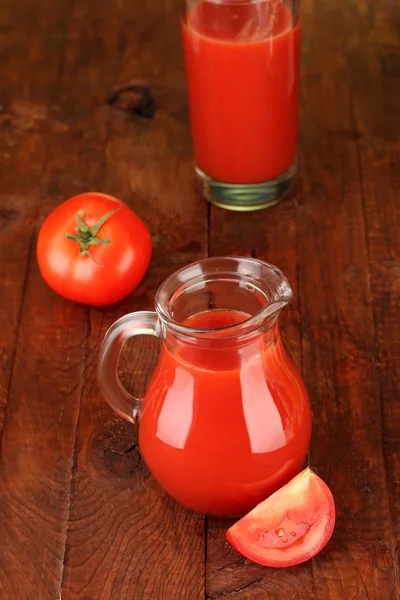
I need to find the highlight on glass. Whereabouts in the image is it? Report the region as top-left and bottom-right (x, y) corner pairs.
(181, 0), (300, 211)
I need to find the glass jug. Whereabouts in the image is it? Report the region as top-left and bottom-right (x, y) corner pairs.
(97, 257), (311, 516)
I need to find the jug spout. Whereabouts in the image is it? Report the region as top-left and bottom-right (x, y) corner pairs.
(260, 263), (293, 320)
(275, 274), (293, 304)
(264, 263), (293, 310)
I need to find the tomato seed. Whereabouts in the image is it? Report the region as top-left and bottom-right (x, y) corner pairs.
(290, 531), (297, 536)
(277, 528), (285, 537)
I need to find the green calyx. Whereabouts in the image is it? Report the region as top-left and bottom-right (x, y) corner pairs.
(66, 208), (120, 257)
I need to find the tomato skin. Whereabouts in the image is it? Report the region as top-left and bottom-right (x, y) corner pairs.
(226, 468), (335, 568)
(37, 192), (152, 306)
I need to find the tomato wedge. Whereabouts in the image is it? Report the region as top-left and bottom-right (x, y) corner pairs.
(226, 468), (335, 568)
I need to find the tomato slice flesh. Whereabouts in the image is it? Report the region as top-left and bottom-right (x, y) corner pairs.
(226, 468), (335, 568)
(258, 515), (313, 549)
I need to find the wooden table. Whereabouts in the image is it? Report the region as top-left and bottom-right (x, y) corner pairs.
(1, 0), (399, 598)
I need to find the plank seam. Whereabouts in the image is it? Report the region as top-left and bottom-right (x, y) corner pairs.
(0, 231), (34, 453)
(58, 307), (89, 598)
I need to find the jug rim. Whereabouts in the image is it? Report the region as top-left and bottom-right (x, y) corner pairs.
(155, 256), (293, 340)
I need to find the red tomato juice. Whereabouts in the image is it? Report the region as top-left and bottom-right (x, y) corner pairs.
(181, 0), (300, 184)
(139, 309), (311, 515)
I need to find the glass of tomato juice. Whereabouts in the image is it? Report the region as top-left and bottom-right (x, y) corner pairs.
(180, 0), (300, 211)
(97, 257), (311, 516)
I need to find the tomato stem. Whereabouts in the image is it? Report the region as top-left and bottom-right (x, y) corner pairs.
(66, 207), (120, 257)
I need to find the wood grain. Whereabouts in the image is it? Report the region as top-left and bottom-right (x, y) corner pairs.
(297, 0), (398, 597)
(0, 0), (67, 435)
(60, 0), (207, 598)
(0, 0), (399, 598)
(351, 16), (400, 584)
(0, 1), (86, 598)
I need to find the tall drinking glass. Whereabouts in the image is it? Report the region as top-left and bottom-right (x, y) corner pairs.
(181, 0), (300, 212)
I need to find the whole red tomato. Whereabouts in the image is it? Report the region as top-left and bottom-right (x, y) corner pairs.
(37, 192), (152, 306)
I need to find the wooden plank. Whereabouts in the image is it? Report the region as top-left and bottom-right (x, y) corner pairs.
(0, 255), (87, 600)
(297, 0), (398, 597)
(60, 0), (207, 598)
(350, 19), (400, 582)
(0, 0), (67, 433)
(0, 2), (84, 598)
(0, 0), (125, 598)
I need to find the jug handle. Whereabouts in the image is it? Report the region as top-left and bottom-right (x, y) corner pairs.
(97, 311), (161, 423)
